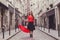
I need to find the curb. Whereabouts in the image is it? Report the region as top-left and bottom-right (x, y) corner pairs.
(6, 31), (20, 40)
(38, 29), (59, 40)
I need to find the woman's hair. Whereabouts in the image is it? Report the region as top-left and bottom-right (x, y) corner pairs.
(28, 11), (34, 19)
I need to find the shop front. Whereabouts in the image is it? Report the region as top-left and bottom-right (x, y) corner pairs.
(46, 9), (56, 30)
(8, 5), (15, 29)
(0, 2), (8, 32)
(40, 13), (47, 29)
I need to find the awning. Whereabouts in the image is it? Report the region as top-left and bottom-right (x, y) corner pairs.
(46, 9), (55, 16)
(40, 8), (55, 17)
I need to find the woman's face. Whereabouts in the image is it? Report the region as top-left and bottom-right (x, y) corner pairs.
(30, 12), (33, 15)
(28, 11), (33, 15)
(28, 12), (31, 15)
(30, 13), (32, 15)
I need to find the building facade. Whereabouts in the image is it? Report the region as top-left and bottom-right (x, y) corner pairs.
(0, 0), (8, 32)
(38, 0), (60, 30)
(0, 0), (23, 32)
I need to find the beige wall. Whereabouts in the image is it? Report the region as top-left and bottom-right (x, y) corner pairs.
(55, 6), (59, 30)
(54, 0), (60, 30)
(55, 6), (60, 29)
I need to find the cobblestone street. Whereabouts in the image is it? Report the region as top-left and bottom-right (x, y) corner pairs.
(8, 28), (56, 40)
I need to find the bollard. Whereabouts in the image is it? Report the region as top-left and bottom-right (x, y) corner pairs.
(58, 24), (60, 37)
(44, 26), (45, 31)
(48, 28), (50, 33)
(15, 26), (16, 32)
(2, 27), (5, 39)
(15, 24), (18, 32)
(41, 25), (42, 30)
(9, 25), (11, 36)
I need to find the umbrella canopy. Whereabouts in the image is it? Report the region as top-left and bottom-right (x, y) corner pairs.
(18, 25), (30, 33)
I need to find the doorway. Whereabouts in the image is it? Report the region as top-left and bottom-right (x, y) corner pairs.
(1, 8), (4, 28)
(9, 12), (13, 29)
(49, 14), (56, 30)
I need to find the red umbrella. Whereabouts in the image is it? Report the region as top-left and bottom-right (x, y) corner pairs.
(18, 25), (30, 33)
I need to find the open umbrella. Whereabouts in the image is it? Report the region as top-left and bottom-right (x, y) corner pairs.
(18, 25), (30, 33)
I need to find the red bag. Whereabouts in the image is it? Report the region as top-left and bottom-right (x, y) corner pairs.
(18, 25), (30, 33)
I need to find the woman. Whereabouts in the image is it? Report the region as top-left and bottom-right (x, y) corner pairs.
(27, 11), (35, 38)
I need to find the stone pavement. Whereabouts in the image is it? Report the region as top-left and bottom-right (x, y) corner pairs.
(39, 27), (60, 40)
(8, 27), (56, 40)
(0, 28), (20, 40)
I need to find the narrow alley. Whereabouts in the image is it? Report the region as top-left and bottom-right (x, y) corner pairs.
(8, 27), (56, 40)
(0, 0), (60, 40)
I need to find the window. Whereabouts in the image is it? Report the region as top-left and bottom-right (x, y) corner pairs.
(50, 4), (53, 8)
(47, 8), (49, 10)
